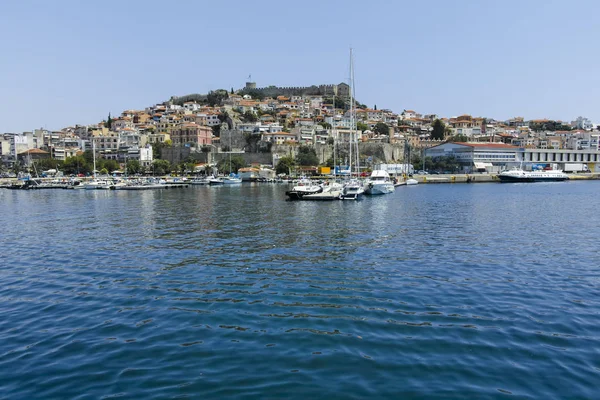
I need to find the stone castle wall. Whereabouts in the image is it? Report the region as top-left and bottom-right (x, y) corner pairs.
(242, 83), (350, 98)
(272, 143), (406, 165)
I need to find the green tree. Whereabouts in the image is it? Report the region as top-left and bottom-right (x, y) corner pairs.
(206, 89), (229, 107)
(431, 119), (447, 140)
(217, 155), (246, 174)
(212, 124), (221, 137)
(242, 111), (258, 122)
(12, 161), (23, 175)
(230, 87), (234, 94)
(34, 158), (62, 172)
(430, 155), (461, 173)
(374, 104), (377, 110)
(152, 159), (171, 175)
(275, 155), (296, 175)
(83, 150), (94, 165)
(448, 134), (469, 142)
(295, 145), (319, 166)
(373, 122), (390, 136)
(98, 159), (119, 173)
(411, 153), (422, 170)
(241, 89), (265, 100)
(321, 122), (332, 129)
(105, 113), (112, 129)
(529, 120), (572, 132)
(324, 156), (335, 168)
(63, 155), (90, 175)
(126, 160), (141, 175)
(151, 142), (163, 159)
(356, 122), (368, 131)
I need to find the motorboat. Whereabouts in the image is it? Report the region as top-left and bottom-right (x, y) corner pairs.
(223, 174), (242, 184)
(498, 168), (569, 182)
(301, 181), (343, 201)
(84, 179), (112, 190)
(364, 170), (395, 195)
(396, 178), (418, 186)
(190, 177), (210, 185)
(285, 179), (323, 200)
(208, 176), (224, 185)
(340, 179), (364, 200)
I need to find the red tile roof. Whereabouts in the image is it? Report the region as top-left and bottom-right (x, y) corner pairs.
(19, 148), (49, 155)
(455, 142), (518, 149)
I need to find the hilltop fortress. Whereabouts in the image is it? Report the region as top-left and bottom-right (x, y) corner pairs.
(240, 81), (350, 98)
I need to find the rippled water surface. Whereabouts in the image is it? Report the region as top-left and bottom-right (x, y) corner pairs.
(1, 182), (600, 399)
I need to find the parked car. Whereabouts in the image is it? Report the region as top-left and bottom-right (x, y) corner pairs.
(417, 170), (429, 175)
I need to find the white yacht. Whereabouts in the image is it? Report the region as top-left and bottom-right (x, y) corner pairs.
(498, 168), (569, 182)
(84, 179), (111, 190)
(208, 176), (224, 185)
(364, 170), (395, 195)
(285, 178), (323, 200)
(340, 179), (364, 200)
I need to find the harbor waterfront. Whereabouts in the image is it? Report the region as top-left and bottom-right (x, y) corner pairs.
(1, 182), (600, 398)
(2, 171), (600, 189)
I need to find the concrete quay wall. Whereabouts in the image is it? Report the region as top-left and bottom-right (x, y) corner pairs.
(411, 173), (600, 184)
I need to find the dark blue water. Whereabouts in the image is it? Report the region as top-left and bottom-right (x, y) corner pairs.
(1, 182), (599, 399)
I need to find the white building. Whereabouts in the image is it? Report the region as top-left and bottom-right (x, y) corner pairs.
(425, 142), (520, 172)
(426, 141), (600, 172)
(183, 102), (201, 112)
(571, 116), (594, 131)
(138, 145), (153, 167)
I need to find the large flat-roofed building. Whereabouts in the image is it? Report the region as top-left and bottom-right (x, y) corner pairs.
(426, 142), (600, 172)
(425, 142), (519, 172)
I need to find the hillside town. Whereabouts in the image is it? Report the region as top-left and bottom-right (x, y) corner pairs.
(2, 79), (600, 177)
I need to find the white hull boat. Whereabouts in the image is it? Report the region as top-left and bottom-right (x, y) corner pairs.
(364, 170), (395, 195)
(498, 168), (568, 182)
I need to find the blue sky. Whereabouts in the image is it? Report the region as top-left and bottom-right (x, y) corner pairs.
(2, 0), (599, 132)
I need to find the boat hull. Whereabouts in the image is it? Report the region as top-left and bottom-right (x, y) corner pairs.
(286, 187), (323, 200)
(498, 176), (568, 182)
(364, 183), (395, 195)
(301, 191), (341, 200)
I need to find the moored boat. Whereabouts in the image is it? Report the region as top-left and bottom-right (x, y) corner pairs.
(84, 179), (112, 190)
(285, 179), (323, 200)
(223, 174), (242, 184)
(498, 168), (569, 182)
(340, 179), (364, 200)
(364, 170), (395, 195)
(396, 178), (418, 186)
(208, 176), (224, 185)
(190, 177), (210, 185)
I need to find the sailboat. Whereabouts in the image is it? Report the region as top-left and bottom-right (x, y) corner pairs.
(340, 48), (364, 200)
(84, 138), (111, 190)
(222, 131), (241, 184)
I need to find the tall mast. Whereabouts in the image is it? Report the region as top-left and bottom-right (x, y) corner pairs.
(351, 49), (360, 178)
(92, 137), (97, 178)
(333, 85), (336, 179)
(349, 48), (353, 179)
